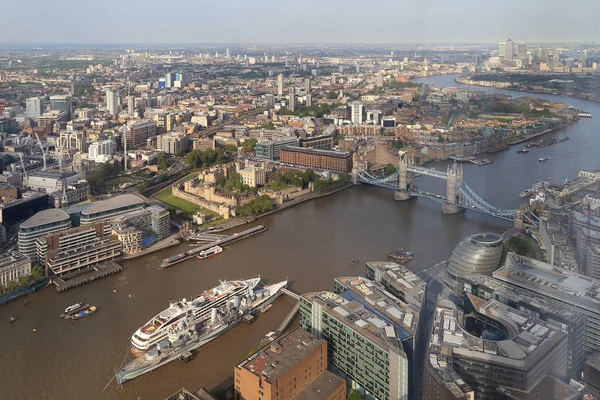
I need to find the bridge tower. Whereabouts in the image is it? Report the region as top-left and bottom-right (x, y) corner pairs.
(442, 161), (464, 214)
(394, 152), (412, 200)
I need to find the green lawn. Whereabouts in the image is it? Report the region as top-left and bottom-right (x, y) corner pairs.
(106, 176), (142, 186)
(154, 185), (218, 217)
(174, 172), (199, 185)
(266, 183), (291, 191)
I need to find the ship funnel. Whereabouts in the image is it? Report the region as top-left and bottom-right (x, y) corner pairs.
(211, 308), (218, 325)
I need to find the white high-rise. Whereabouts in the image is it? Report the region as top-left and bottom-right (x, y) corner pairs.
(106, 90), (119, 116)
(277, 73), (284, 96)
(26, 97), (43, 118)
(88, 139), (117, 163)
(351, 101), (364, 124)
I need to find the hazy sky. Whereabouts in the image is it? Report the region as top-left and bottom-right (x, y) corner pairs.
(2, 0), (599, 44)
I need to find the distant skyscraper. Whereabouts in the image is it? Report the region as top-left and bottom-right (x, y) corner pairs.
(580, 50), (588, 67)
(504, 38), (514, 60)
(376, 75), (384, 87)
(277, 73), (284, 96)
(26, 97), (43, 118)
(106, 90), (119, 116)
(498, 41), (506, 58)
(304, 78), (311, 93)
(288, 87), (295, 112)
(351, 101), (364, 124)
(165, 72), (176, 88)
(127, 96), (135, 117)
(305, 94), (312, 107)
(226, 48), (230, 59)
(517, 43), (528, 62)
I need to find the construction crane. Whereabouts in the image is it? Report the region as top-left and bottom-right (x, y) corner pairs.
(18, 152), (28, 182)
(33, 132), (47, 170)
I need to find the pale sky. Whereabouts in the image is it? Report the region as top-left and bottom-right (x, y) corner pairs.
(2, 0), (599, 44)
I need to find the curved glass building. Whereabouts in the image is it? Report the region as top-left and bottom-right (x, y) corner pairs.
(445, 232), (503, 292)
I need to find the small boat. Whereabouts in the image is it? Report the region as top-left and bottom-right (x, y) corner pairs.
(24, 299), (27, 306)
(538, 157), (549, 162)
(64, 303), (83, 314)
(196, 245), (223, 260)
(388, 248), (414, 264)
(517, 148), (529, 153)
(9, 316), (15, 323)
(260, 304), (273, 313)
(348, 259), (359, 266)
(66, 305), (98, 320)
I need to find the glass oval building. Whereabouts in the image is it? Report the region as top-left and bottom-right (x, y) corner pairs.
(445, 232), (503, 292)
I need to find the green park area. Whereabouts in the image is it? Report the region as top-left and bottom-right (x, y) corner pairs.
(154, 185), (217, 217)
(106, 176), (143, 186)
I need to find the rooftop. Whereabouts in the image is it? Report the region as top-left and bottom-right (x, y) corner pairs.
(289, 370), (344, 400)
(281, 145), (351, 159)
(498, 375), (580, 400)
(81, 194), (145, 216)
(0, 251), (30, 268)
(20, 208), (70, 229)
(237, 328), (324, 382)
(430, 294), (566, 368)
(335, 276), (420, 337)
(303, 291), (407, 352)
(494, 253), (600, 312)
(365, 261), (427, 305)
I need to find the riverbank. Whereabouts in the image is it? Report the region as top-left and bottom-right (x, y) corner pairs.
(202, 184), (353, 233)
(455, 75), (600, 105)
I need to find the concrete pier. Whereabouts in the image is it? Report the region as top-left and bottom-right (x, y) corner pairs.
(394, 190), (411, 201)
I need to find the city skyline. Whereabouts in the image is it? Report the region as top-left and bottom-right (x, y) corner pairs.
(1, 0), (599, 44)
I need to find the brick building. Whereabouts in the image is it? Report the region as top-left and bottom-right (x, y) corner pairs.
(234, 328), (345, 400)
(279, 146), (352, 173)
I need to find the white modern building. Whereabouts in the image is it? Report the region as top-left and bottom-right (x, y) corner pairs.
(80, 194), (145, 226)
(88, 139), (117, 163)
(106, 89), (119, 116)
(26, 97), (44, 118)
(351, 101), (364, 124)
(18, 209), (72, 261)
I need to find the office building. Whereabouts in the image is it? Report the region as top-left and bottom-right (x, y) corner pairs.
(26, 97), (44, 118)
(445, 232), (504, 292)
(0, 251), (32, 286)
(127, 95), (135, 116)
(517, 43), (528, 62)
(333, 276), (421, 398)
(428, 295), (567, 400)
(462, 274), (585, 379)
(277, 73), (284, 96)
(165, 72), (176, 88)
(234, 328), (345, 400)
(584, 353), (600, 393)
(49, 181), (91, 208)
(0, 192), (49, 226)
(305, 94), (312, 107)
(110, 204), (170, 245)
(300, 290), (409, 400)
(279, 146), (352, 173)
(18, 208), (72, 261)
(80, 194), (145, 226)
(237, 166), (266, 188)
(494, 253), (600, 355)
(88, 139), (117, 163)
(422, 347), (474, 400)
(255, 137), (299, 161)
(27, 170), (80, 194)
(49, 95), (72, 119)
(156, 132), (189, 155)
(36, 222), (122, 277)
(569, 210), (600, 279)
(350, 101), (364, 124)
(305, 78), (311, 92)
(299, 134), (333, 151)
(365, 261), (427, 310)
(121, 119), (157, 148)
(504, 38), (514, 60)
(106, 89), (119, 116)
(288, 87), (295, 112)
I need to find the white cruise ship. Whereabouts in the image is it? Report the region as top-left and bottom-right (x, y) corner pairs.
(131, 277), (261, 351)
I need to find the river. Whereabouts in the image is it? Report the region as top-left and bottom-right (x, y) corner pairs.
(1, 74), (599, 400)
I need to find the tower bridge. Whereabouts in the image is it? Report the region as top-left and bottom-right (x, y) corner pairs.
(355, 153), (516, 222)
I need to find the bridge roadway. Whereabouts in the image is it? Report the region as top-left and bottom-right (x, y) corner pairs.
(406, 165), (448, 179)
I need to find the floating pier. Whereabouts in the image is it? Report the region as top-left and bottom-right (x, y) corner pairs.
(54, 261), (123, 293)
(160, 225), (268, 269)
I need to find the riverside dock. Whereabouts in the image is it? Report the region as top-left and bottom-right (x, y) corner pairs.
(54, 261), (123, 293)
(160, 225), (268, 268)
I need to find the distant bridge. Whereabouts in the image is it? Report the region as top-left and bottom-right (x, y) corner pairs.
(355, 155), (516, 222)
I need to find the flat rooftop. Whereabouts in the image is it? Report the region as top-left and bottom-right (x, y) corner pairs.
(281, 145), (351, 159)
(366, 261), (427, 305)
(237, 328), (324, 382)
(304, 291), (406, 352)
(81, 194), (144, 216)
(494, 253), (600, 311)
(289, 370), (344, 400)
(0, 251), (30, 267)
(20, 208), (70, 229)
(335, 277), (419, 338)
(430, 294), (565, 367)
